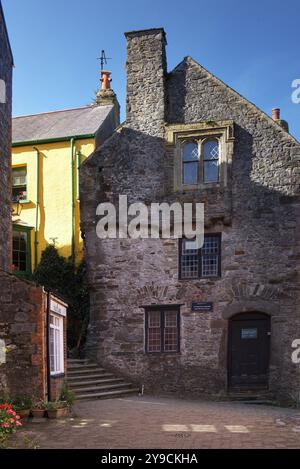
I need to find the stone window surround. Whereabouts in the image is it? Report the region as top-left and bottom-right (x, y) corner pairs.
(178, 233), (222, 280)
(165, 120), (235, 192)
(144, 305), (181, 354)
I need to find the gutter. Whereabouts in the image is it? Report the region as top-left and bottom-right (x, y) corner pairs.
(12, 133), (95, 148)
(33, 147), (40, 270)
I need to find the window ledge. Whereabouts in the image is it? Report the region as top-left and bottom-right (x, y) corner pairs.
(50, 372), (65, 379)
(19, 200), (31, 205)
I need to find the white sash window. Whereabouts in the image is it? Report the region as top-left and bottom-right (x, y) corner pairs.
(49, 313), (64, 375)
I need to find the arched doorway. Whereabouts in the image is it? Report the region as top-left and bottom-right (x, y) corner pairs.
(228, 312), (271, 389)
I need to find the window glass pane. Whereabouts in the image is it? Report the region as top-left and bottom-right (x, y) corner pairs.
(12, 168), (27, 201)
(12, 186), (27, 201)
(183, 142), (198, 161)
(164, 311), (178, 352)
(204, 161), (219, 183)
(12, 230), (28, 272)
(203, 140), (219, 183)
(12, 168), (27, 186)
(201, 235), (220, 277)
(183, 162), (198, 184)
(148, 311), (161, 352)
(203, 140), (219, 160)
(49, 327), (55, 373)
(181, 239), (198, 279)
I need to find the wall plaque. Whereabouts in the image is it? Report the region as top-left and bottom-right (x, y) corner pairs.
(192, 302), (213, 312)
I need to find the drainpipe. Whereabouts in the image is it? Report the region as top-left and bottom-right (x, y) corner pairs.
(70, 138), (75, 264)
(33, 147), (40, 270)
(76, 150), (81, 201)
(46, 289), (52, 402)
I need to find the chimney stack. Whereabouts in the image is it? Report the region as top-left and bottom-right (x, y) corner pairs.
(271, 108), (289, 132)
(124, 28), (167, 136)
(95, 70), (118, 107)
(272, 108), (280, 121)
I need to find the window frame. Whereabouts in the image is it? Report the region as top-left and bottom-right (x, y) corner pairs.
(180, 137), (220, 187)
(179, 234), (222, 280)
(182, 140), (199, 185)
(49, 313), (65, 376)
(12, 166), (28, 203)
(145, 306), (181, 354)
(202, 137), (220, 184)
(12, 224), (32, 275)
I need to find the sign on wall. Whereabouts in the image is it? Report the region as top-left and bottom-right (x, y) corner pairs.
(191, 302), (213, 312)
(50, 297), (67, 317)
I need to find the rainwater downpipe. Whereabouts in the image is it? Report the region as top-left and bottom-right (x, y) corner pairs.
(76, 150), (81, 201)
(33, 147), (40, 270)
(45, 288), (52, 402)
(70, 138), (75, 264)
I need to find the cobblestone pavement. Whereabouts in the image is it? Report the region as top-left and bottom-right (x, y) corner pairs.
(12, 396), (300, 449)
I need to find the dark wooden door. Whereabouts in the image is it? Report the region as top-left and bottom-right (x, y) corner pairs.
(228, 313), (270, 389)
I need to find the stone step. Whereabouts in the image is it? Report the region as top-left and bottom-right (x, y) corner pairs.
(75, 388), (140, 401)
(67, 372), (115, 381)
(72, 382), (133, 394)
(67, 363), (98, 370)
(68, 367), (107, 376)
(67, 359), (90, 364)
(69, 377), (124, 388)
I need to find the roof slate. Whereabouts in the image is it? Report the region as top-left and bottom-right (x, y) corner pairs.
(12, 104), (114, 143)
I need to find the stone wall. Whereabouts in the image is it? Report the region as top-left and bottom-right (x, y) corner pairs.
(0, 270), (47, 399)
(81, 29), (300, 403)
(0, 5), (13, 272)
(0, 271), (68, 401)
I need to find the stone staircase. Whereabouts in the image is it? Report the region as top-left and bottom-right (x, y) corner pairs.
(67, 359), (139, 401)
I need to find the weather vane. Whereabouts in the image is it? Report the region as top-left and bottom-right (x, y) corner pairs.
(98, 50), (112, 71)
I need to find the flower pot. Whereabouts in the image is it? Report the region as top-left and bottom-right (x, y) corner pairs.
(18, 409), (31, 419)
(47, 407), (69, 419)
(31, 408), (45, 418)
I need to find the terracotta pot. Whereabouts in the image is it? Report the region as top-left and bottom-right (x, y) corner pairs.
(31, 408), (45, 418)
(47, 407), (69, 419)
(18, 409), (30, 419)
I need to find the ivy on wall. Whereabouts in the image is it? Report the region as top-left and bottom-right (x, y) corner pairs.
(33, 245), (90, 356)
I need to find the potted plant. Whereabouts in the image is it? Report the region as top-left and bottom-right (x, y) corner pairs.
(59, 383), (75, 409)
(44, 400), (69, 419)
(31, 399), (46, 418)
(12, 396), (32, 419)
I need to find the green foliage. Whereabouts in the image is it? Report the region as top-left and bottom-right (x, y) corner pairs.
(43, 400), (67, 410)
(33, 245), (90, 353)
(59, 382), (75, 408)
(11, 395), (32, 411)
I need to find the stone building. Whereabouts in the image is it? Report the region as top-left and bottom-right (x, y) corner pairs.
(0, 2), (67, 402)
(0, 0), (13, 271)
(81, 28), (300, 403)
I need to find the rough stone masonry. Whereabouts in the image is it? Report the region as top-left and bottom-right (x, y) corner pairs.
(0, 3), (13, 271)
(80, 28), (300, 404)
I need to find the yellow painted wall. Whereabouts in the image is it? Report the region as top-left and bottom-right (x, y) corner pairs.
(12, 138), (95, 270)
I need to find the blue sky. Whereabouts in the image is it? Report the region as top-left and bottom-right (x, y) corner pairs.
(3, 0), (300, 140)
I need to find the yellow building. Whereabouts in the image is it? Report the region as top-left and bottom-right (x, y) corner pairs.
(11, 77), (119, 275)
